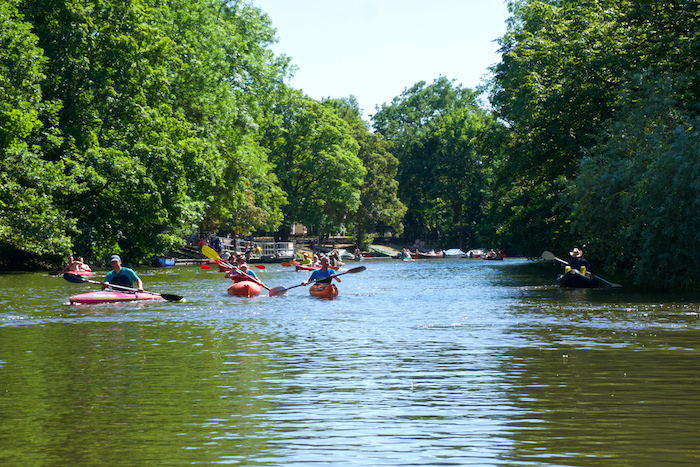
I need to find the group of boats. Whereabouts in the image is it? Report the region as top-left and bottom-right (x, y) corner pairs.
(399, 248), (505, 260)
(63, 247), (620, 305)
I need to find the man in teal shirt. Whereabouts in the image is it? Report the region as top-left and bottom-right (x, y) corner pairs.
(103, 255), (144, 291)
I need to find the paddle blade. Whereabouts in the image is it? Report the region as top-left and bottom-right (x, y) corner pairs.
(201, 245), (221, 261)
(255, 265), (266, 270)
(201, 265), (212, 270)
(346, 266), (366, 274)
(268, 286), (287, 297)
(63, 273), (88, 284)
(161, 293), (185, 302)
(541, 251), (556, 261)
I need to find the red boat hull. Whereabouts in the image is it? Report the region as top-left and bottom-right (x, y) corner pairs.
(228, 281), (262, 297)
(70, 290), (163, 304)
(309, 283), (338, 299)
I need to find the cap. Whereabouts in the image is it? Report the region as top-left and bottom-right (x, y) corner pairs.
(109, 255), (121, 263)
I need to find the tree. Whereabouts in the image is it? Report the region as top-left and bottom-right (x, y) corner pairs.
(0, 0), (74, 266)
(324, 96), (406, 248)
(373, 77), (494, 245)
(489, 0), (627, 255)
(12, 0), (290, 263)
(262, 90), (365, 238)
(568, 74), (700, 289)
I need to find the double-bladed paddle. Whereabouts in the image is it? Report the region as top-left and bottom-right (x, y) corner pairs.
(201, 245), (269, 290)
(541, 251), (621, 287)
(63, 273), (184, 301)
(268, 266), (366, 297)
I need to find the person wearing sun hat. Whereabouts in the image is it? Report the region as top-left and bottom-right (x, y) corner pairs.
(300, 251), (313, 265)
(568, 247), (594, 276)
(102, 255), (144, 291)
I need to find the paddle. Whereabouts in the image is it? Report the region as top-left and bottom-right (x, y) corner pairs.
(268, 265), (366, 297)
(201, 265), (212, 270)
(201, 245), (269, 290)
(541, 251), (621, 287)
(63, 273), (184, 301)
(281, 260), (299, 267)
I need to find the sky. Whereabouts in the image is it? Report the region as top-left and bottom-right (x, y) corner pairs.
(252, 0), (512, 120)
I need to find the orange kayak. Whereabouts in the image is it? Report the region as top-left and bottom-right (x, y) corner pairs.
(228, 281), (261, 297)
(309, 283), (338, 299)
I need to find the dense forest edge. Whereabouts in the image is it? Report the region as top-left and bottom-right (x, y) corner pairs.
(1, 0), (698, 289)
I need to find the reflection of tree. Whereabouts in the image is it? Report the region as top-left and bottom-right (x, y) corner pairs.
(0, 321), (283, 464)
(502, 342), (700, 463)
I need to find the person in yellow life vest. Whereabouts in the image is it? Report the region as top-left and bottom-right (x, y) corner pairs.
(300, 252), (313, 265)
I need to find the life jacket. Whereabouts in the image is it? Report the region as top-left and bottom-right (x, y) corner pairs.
(110, 273), (133, 288)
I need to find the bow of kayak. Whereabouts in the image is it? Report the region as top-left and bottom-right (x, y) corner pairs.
(309, 283), (338, 299)
(70, 290), (164, 304)
(228, 280), (262, 297)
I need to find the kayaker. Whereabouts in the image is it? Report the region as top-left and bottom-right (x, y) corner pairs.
(103, 255), (144, 291)
(302, 256), (341, 285)
(63, 255), (92, 273)
(225, 263), (266, 287)
(300, 252), (313, 265)
(568, 247), (594, 276)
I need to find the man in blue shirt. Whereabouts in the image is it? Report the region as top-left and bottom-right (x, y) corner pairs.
(103, 255), (144, 291)
(302, 256), (341, 285)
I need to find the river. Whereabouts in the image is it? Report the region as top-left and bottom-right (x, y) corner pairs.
(1, 258), (699, 466)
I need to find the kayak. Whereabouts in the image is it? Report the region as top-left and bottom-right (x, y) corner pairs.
(70, 290), (164, 304)
(64, 269), (94, 277)
(228, 280), (262, 297)
(309, 282), (338, 299)
(556, 269), (600, 288)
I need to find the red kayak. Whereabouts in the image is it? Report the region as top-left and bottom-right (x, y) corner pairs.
(227, 281), (262, 297)
(64, 269), (94, 277)
(70, 290), (164, 304)
(309, 283), (338, 299)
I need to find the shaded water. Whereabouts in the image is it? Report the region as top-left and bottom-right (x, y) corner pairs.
(1, 259), (700, 465)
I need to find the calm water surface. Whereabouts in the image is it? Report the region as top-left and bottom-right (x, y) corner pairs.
(1, 259), (699, 466)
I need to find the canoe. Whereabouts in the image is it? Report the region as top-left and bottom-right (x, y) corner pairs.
(227, 280), (262, 297)
(556, 269), (600, 288)
(309, 283), (338, 299)
(70, 290), (164, 304)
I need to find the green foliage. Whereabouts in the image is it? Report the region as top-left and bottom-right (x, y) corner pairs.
(2, 0), (290, 266)
(373, 77), (503, 248)
(324, 96), (406, 244)
(262, 89), (365, 236)
(568, 74), (700, 288)
(490, 0), (627, 254)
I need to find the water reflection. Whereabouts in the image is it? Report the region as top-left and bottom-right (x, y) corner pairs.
(1, 260), (699, 465)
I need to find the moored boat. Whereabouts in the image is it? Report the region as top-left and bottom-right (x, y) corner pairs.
(227, 280), (262, 297)
(556, 269), (600, 288)
(309, 282), (338, 299)
(414, 250), (444, 259)
(153, 257), (176, 267)
(70, 290), (164, 304)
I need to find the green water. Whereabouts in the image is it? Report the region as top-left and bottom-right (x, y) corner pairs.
(1, 260), (699, 465)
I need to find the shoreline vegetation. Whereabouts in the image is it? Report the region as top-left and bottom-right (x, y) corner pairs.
(1, 1), (697, 289)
